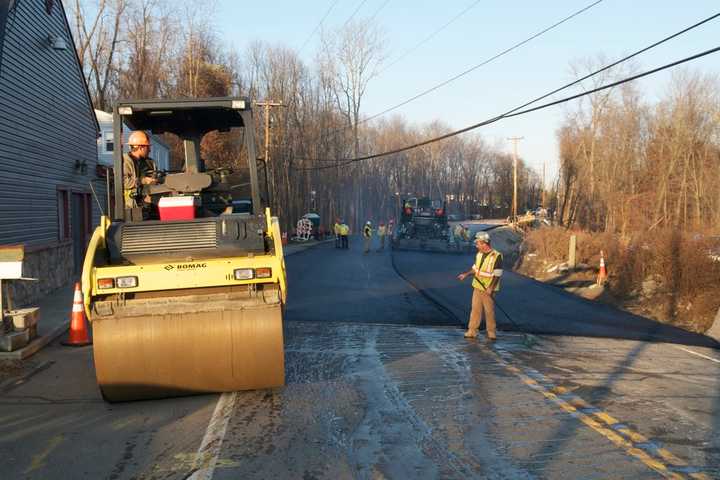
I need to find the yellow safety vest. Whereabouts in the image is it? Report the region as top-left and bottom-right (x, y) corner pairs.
(334, 223), (341, 235)
(378, 226), (386, 236)
(472, 249), (502, 292)
(363, 226), (372, 238)
(340, 224), (349, 235)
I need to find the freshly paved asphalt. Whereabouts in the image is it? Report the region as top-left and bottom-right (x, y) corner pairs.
(388, 232), (719, 349)
(286, 237), (456, 327)
(1, 232), (718, 479)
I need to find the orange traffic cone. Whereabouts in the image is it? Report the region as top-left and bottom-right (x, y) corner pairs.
(596, 250), (608, 285)
(281, 232), (288, 245)
(62, 282), (91, 346)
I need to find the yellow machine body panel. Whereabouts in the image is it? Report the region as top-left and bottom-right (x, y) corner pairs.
(81, 210), (287, 402)
(90, 255), (283, 294)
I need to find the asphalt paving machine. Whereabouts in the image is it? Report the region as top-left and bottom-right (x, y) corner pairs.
(392, 197), (453, 252)
(81, 98), (286, 401)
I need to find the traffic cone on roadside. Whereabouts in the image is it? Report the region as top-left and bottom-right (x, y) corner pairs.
(281, 232), (288, 245)
(62, 282), (91, 346)
(596, 250), (608, 286)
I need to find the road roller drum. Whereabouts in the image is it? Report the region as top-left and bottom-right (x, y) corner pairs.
(93, 301), (284, 402)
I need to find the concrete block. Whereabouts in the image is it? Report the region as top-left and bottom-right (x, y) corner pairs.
(9, 307), (39, 330)
(0, 329), (30, 352)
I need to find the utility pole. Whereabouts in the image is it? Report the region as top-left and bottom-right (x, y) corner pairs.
(507, 136), (524, 223)
(255, 100), (283, 164)
(542, 161), (546, 209)
(255, 100), (283, 215)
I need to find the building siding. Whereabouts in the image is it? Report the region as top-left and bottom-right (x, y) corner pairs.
(0, 0), (102, 306)
(0, 0), (102, 247)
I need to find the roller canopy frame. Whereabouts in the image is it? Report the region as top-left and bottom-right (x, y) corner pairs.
(112, 97), (262, 220)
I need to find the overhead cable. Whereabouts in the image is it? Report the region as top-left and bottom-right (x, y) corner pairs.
(303, 10), (720, 165)
(299, 0), (341, 53)
(294, 44), (720, 171)
(369, 0), (391, 22)
(344, 0), (370, 27)
(329, 0), (604, 136)
(377, 0), (483, 76)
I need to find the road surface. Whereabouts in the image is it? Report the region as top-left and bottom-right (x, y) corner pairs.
(0, 232), (718, 479)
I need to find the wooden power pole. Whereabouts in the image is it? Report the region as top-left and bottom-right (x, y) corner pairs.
(507, 136), (524, 223)
(255, 100), (283, 164)
(542, 161), (546, 208)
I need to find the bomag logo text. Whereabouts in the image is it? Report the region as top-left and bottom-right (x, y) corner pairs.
(165, 263), (207, 271)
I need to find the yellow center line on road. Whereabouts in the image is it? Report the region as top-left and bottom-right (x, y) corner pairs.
(24, 435), (64, 474)
(492, 346), (711, 480)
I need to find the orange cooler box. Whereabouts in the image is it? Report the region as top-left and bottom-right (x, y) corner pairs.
(158, 196), (197, 221)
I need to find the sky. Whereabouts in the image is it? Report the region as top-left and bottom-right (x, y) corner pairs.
(214, 1), (720, 185)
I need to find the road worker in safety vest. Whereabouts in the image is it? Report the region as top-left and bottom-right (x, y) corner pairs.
(334, 218), (342, 248)
(340, 221), (350, 249)
(377, 222), (387, 251)
(456, 231), (503, 341)
(363, 221), (373, 254)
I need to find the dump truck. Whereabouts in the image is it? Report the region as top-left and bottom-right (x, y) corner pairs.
(81, 97), (286, 401)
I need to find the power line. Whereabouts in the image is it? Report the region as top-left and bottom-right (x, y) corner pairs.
(321, 0), (603, 140)
(377, 0), (483, 76)
(294, 44), (720, 171)
(305, 10), (720, 165)
(344, 0), (370, 27)
(358, 0), (604, 127)
(369, 0), (391, 22)
(299, 0), (341, 53)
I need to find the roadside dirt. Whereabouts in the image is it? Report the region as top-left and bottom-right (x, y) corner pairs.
(515, 226), (720, 334)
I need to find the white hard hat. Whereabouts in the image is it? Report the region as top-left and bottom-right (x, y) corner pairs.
(366, 221), (371, 225)
(475, 231), (490, 243)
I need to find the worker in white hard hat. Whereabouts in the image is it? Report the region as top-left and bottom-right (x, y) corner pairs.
(340, 220), (350, 249)
(377, 222), (387, 251)
(123, 130), (159, 213)
(363, 221), (373, 254)
(453, 223), (466, 248)
(456, 230), (503, 341)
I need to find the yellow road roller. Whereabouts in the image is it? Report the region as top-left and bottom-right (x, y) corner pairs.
(81, 98), (286, 401)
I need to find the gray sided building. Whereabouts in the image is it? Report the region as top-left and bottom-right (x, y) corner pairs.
(0, 0), (102, 306)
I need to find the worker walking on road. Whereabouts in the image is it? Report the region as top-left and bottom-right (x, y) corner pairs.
(457, 231), (503, 342)
(377, 222), (387, 251)
(333, 219), (341, 248)
(363, 221), (373, 254)
(340, 221), (350, 249)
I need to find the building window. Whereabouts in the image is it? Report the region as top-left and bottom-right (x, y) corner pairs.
(104, 131), (114, 153)
(57, 189), (70, 240)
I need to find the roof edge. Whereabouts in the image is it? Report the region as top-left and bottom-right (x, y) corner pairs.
(58, 0), (100, 136)
(0, 0), (12, 70)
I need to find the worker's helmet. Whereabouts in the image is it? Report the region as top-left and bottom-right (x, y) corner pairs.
(366, 221), (371, 225)
(128, 130), (151, 147)
(474, 231), (490, 243)
(380, 222), (384, 226)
